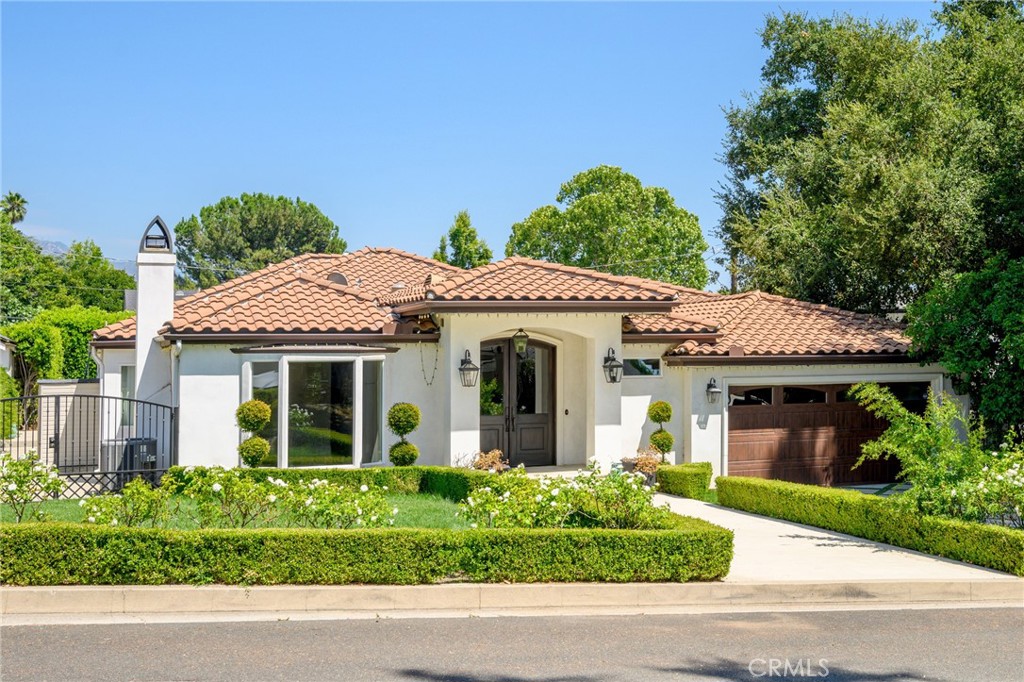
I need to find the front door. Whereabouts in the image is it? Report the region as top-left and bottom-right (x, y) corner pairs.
(479, 339), (555, 467)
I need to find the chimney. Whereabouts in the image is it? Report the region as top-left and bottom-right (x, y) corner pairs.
(135, 216), (176, 405)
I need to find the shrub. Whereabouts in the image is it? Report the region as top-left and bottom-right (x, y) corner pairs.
(286, 478), (396, 529)
(0, 451), (64, 522)
(650, 430), (674, 455)
(238, 436), (271, 468)
(647, 400), (672, 426)
(389, 441), (419, 466)
(0, 521), (733, 585)
(236, 399), (272, 434)
(178, 467), (287, 528)
(634, 453), (661, 475)
(80, 478), (169, 528)
(471, 449), (508, 472)
(387, 403), (421, 439)
(717, 476), (1024, 577)
(657, 463), (713, 499)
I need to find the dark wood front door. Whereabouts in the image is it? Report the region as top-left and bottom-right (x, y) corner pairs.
(479, 339), (555, 467)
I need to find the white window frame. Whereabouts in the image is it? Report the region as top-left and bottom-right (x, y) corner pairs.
(622, 357), (663, 379)
(242, 354), (387, 469)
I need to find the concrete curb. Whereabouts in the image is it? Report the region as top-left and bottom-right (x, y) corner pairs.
(3, 579), (1022, 618)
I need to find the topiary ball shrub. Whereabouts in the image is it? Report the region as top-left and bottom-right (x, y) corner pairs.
(236, 400), (272, 433)
(650, 429), (674, 454)
(647, 400), (672, 426)
(389, 441), (419, 466)
(387, 402), (421, 439)
(239, 436), (271, 468)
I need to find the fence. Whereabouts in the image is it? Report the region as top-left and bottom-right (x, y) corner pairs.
(0, 394), (176, 498)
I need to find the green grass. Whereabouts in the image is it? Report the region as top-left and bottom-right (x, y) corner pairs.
(2, 493), (465, 529)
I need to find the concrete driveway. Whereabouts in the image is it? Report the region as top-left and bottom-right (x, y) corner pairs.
(657, 495), (1017, 582)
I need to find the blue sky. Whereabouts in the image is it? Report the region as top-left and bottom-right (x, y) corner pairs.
(2, 1), (939, 285)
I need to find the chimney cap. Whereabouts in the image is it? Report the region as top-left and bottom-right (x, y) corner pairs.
(139, 215), (174, 253)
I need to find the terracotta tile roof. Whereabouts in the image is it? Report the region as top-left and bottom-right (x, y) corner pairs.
(406, 257), (680, 303)
(664, 291), (909, 358)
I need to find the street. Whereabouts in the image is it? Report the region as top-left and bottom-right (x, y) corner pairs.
(1, 607), (1021, 681)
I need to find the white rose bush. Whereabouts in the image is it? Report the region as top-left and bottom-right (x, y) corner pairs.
(0, 451), (65, 522)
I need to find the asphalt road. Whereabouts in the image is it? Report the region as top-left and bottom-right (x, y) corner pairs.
(1, 607), (1022, 682)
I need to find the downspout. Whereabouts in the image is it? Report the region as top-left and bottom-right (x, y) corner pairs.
(170, 340), (182, 409)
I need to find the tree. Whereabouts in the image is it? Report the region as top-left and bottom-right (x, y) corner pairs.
(506, 166), (709, 288)
(0, 216), (70, 323)
(906, 256), (1024, 442)
(1, 192), (28, 224)
(174, 193), (346, 287)
(432, 211), (492, 269)
(717, 3), (1024, 313)
(60, 241), (135, 311)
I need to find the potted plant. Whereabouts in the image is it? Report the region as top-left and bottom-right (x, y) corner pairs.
(647, 400), (675, 464)
(633, 447), (661, 487)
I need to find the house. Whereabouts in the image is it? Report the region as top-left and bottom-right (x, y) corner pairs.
(90, 217), (953, 485)
(0, 334), (14, 375)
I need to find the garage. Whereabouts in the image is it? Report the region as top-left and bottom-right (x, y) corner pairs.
(726, 383), (927, 485)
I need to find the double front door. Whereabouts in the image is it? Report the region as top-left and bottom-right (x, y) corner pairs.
(479, 339), (555, 467)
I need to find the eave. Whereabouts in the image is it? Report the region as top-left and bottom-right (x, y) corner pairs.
(663, 353), (911, 367)
(393, 300), (679, 315)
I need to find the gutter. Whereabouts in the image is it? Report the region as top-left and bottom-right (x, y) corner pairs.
(663, 353), (912, 367)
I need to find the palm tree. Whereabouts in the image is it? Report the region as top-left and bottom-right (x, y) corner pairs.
(1, 192), (28, 224)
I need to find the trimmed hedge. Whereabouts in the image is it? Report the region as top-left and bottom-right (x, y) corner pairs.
(657, 463), (713, 499)
(0, 518), (733, 585)
(716, 476), (1024, 577)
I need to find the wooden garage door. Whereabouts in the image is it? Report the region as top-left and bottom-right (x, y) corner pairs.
(727, 384), (905, 486)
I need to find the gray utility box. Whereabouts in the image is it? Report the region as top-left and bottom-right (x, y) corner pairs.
(101, 437), (158, 472)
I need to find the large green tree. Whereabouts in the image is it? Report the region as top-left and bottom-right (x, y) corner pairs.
(717, 2), (1024, 313)
(1, 192), (28, 224)
(60, 241), (135, 311)
(506, 166), (709, 288)
(174, 193), (346, 287)
(433, 210), (492, 269)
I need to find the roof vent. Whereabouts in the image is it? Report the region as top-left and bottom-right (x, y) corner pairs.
(424, 273), (446, 286)
(327, 272), (349, 286)
(392, 281), (406, 291)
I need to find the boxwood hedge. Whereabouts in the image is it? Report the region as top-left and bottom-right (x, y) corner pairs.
(657, 463), (713, 499)
(716, 476), (1024, 576)
(0, 516), (733, 585)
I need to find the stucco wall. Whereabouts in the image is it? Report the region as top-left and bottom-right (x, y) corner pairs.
(177, 345), (241, 467)
(382, 343), (447, 466)
(680, 362), (954, 480)
(620, 343), (685, 460)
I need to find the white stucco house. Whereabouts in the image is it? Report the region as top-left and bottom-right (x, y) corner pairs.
(91, 218), (951, 485)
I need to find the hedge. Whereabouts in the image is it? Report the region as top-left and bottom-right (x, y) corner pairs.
(657, 463), (713, 499)
(716, 476), (1024, 577)
(163, 465), (494, 499)
(0, 519), (733, 585)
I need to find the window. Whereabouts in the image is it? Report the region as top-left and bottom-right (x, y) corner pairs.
(245, 356), (384, 468)
(729, 387), (773, 406)
(783, 386), (828, 404)
(624, 358), (661, 377)
(882, 382), (930, 415)
(119, 365), (135, 427)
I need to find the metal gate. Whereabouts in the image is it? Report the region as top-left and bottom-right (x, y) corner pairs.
(0, 394), (177, 498)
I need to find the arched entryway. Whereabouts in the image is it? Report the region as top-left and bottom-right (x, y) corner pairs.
(478, 337), (555, 467)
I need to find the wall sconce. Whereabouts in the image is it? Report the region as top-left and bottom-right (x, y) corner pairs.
(603, 348), (623, 384)
(706, 378), (722, 404)
(459, 350), (480, 388)
(512, 328), (529, 355)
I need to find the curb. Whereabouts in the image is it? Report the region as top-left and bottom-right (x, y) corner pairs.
(3, 579), (1022, 618)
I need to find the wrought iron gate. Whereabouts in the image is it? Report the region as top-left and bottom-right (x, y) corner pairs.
(0, 394), (177, 498)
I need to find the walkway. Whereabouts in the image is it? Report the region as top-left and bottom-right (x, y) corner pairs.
(658, 495), (1015, 582)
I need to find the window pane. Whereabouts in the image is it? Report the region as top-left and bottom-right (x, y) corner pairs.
(729, 387), (773, 406)
(624, 359), (661, 376)
(120, 366), (136, 427)
(362, 361), (382, 463)
(882, 382), (931, 415)
(288, 362), (353, 467)
(516, 344), (550, 415)
(251, 362), (279, 466)
(783, 386), (828, 404)
(480, 344), (505, 416)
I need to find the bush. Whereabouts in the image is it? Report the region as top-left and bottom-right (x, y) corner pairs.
(387, 403), (421, 439)
(650, 430), (674, 455)
(0, 452), (64, 522)
(238, 436), (271, 468)
(716, 476), (1024, 577)
(389, 441), (419, 466)
(80, 478), (169, 528)
(0, 521), (733, 585)
(647, 400), (672, 426)
(235, 399), (271, 434)
(657, 463), (713, 499)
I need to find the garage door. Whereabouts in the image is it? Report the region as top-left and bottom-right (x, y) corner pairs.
(726, 383), (920, 485)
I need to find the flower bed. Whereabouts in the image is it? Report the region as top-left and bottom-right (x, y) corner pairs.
(716, 476), (1024, 576)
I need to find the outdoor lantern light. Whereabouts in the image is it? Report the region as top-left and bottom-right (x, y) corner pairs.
(459, 350), (480, 388)
(512, 328), (529, 355)
(706, 378), (722, 404)
(603, 348), (624, 384)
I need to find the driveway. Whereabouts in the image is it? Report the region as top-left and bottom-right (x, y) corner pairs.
(657, 495), (1017, 582)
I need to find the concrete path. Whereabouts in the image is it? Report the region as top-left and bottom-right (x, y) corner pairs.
(658, 495), (1015, 582)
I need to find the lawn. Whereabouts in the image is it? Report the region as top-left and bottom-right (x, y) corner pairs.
(0, 493), (467, 530)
